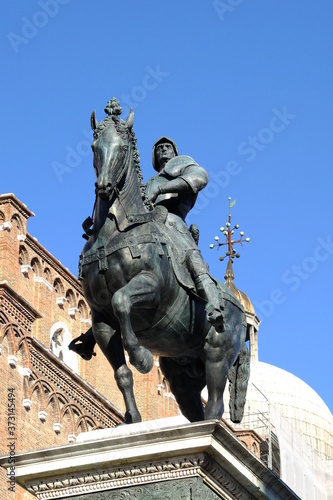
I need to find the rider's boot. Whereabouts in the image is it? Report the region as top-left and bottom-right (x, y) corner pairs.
(194, 273), (225, 332)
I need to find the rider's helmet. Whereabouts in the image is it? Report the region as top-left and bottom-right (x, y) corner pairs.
(152, 136), (178, 172)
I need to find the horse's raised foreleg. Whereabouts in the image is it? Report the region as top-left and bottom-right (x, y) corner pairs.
(111, 271), (160, 374)
(92, 313), (141, 423)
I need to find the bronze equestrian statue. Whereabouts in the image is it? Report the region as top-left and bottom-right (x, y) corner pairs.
(70, 98), (250, 424)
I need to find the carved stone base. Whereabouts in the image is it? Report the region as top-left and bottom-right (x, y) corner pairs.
(0, 417), (298, 499)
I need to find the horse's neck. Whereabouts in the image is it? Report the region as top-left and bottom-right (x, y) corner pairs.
(109, 156), (146, 228)
(93, 157), (146, 236)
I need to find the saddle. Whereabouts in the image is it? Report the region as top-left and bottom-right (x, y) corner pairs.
(152, 206), (197, 294)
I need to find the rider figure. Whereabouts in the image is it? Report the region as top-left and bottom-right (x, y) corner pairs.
(145, 137), (224, 332)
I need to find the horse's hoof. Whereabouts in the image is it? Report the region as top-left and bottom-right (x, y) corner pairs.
(130, 346), (154, 374)
(124, 410), (142, 424)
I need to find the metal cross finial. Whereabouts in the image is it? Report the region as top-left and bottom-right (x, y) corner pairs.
(209, 197), (250, 262)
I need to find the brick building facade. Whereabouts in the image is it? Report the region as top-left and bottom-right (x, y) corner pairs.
(0, 193), (179, 499)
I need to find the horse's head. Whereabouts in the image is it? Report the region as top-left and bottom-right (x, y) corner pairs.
(91, 103), (135, 200)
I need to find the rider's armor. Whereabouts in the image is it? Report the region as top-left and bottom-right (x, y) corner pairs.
(145, 140), (224, 331)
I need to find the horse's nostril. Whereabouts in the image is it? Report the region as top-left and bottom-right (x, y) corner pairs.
(95, 181), (112, 199)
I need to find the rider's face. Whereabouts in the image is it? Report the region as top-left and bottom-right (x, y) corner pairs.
(155, 143), (175, 170)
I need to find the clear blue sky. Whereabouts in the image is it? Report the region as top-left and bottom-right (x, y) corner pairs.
(2, 1), (333, 413)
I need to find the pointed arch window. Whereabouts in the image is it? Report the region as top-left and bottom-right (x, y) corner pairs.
(50, 322), (78, 373)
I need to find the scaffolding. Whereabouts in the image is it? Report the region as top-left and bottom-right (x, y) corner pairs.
(222, 381), (333, 499)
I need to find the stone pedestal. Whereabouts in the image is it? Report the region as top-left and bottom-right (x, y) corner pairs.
(1, 417), (298, 499)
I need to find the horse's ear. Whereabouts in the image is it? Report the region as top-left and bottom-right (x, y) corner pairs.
(125, 108), (134, 130)
(90, 110), (99, 131)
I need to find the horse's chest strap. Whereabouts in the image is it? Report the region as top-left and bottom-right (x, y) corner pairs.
(79, 233), (166, 278)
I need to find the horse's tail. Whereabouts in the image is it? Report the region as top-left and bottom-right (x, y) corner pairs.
(228, 343), (251, 423)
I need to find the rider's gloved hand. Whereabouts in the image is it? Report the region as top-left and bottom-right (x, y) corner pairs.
(147, 184), (161, 204)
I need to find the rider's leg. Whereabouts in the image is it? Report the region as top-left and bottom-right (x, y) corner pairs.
(111, 270), (161, 374)
(92, 312), (141, 423)
(186, 250), (224, 332)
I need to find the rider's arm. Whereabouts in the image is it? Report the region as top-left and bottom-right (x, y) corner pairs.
(159, 164), (208, 195)
(158, 176), (190, 195)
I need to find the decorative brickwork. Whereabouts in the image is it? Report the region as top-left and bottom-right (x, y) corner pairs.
(233, 429), (262, 459)
(29, 336), (122, 430)
(0, 281), (41, 333)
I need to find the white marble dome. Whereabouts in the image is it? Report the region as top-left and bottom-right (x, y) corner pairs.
(222, 360), (333, 461)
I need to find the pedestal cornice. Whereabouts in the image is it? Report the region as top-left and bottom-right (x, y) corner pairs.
(0, 418), (299, 499)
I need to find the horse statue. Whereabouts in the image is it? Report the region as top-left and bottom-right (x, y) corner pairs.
(70, 100), (250, 425)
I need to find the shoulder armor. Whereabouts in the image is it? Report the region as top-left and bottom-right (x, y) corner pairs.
(162, 155), (198, 177)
